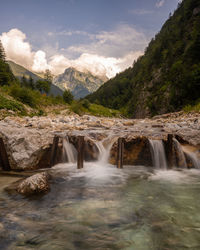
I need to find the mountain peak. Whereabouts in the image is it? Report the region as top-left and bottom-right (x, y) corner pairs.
(53, 67), (106, 99)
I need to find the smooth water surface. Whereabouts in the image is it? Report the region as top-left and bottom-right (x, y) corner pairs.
(0, 164), (200, 250)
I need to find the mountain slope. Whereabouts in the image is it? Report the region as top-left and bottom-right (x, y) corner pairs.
(87, 0), (200, 118)
(8, 61), (41, 82)
(53, 67), (107, 99)
(8, 61), (63, 97)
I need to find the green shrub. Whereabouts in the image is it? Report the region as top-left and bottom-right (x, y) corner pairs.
(81, 99), (90, 109)
(63, 90), (74, 104)
(35, 80), (50, 94)
(70, 101), (84, 115)
(88, 103), (121, 117)
(0, 94), (26, 113)
(9, 85), (37, 108)
(184, 101), (200, 112)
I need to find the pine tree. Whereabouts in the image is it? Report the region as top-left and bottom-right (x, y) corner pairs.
(0, 40), (15, 86)
(44, 69), (53, 83)
(28, 76), (35, 89)
(21, 75), (28, 87)
(0, 40), (6, 62)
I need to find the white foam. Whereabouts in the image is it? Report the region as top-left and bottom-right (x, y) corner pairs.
(149, 169), (200, 184)
(52, 162), (127, 185)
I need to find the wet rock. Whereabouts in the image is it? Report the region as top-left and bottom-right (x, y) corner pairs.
(17, 172), (50, 195)
(110, 136), (153, 166)
(68, 135), (99, 161)
(0, 122), (54, 170)
(123, 120), (135, 126)
(0, 222), (4, 233)
(0, 111), (199, 170)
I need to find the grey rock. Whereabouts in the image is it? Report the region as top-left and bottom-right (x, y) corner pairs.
(17, 172), (50, 195)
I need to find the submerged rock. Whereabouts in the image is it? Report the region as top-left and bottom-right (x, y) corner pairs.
(17, 172), (50, 195)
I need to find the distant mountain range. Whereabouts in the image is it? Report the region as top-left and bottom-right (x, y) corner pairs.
(53, 67), (107, 99)
(8, 61), (107, 99)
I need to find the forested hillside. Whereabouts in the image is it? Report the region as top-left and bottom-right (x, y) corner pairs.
(0, 42), (16, 86)
(8, 61), (63, 97)
(0, 40), (66, 115)
(87, 0), (200, 118)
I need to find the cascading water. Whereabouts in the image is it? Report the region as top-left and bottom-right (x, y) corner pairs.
(149, 139), (167, 169)
(95, 136), (117, 165)
(71, 136), (121, 183)
(187, 152), (200, 169)
(173, 138), (187, 168)
(62, 137), (77, 163)
(182, 146), (200, 169)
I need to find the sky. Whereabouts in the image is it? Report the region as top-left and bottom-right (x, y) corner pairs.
(0, 0), (181, 78)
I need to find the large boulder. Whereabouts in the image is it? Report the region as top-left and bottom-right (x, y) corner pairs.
(109, 136), (153, 166)
(0, 119), (54, 170)
(17, 172), (50, 195)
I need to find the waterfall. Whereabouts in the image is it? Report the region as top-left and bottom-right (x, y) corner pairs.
(149, 140), (167, 169)
(173, 138), (187, 168)
(95, 137), (117, 165)
(182, 146), (200, 169)
(62, 137), (77, 163)
(186, 152), (200, 169)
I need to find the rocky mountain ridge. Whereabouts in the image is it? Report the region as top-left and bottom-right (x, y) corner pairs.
(53, 67), (107, 99)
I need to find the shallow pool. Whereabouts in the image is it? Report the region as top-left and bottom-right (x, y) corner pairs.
(0, 164), (200, 250)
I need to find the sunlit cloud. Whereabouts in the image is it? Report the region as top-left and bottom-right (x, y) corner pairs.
(156, 0), (165, 8)
(0, 29), (33, 69)
(1, 27), (147, 78)
(32, 50), (49, 72)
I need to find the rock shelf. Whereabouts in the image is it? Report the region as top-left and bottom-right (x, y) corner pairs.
(0, 111), (199, 170)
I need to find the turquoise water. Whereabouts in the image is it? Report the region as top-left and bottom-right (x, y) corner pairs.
(0, 164), (200, 250)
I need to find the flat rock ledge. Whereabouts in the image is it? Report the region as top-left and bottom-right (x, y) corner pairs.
(17, 172), (50, 196)
(0, 111), (199, 170)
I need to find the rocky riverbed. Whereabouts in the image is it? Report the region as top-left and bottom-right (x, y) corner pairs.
(0, 111), (199, 171)
(0, 111), (200, 249)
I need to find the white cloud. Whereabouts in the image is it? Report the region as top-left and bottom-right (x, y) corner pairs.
(58, 30), (90, 37)
(1, 27), (147, 78)
(130, 9), (153, 15)
(0, 28), (49, 73)
(32, 50), (49, 73)
(156, 0), (165, 8)
(0, 29), (33, 68)
(48, 54), (71, 75)
(48, 51), (143, 78)
(67, 24), (147, 58)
